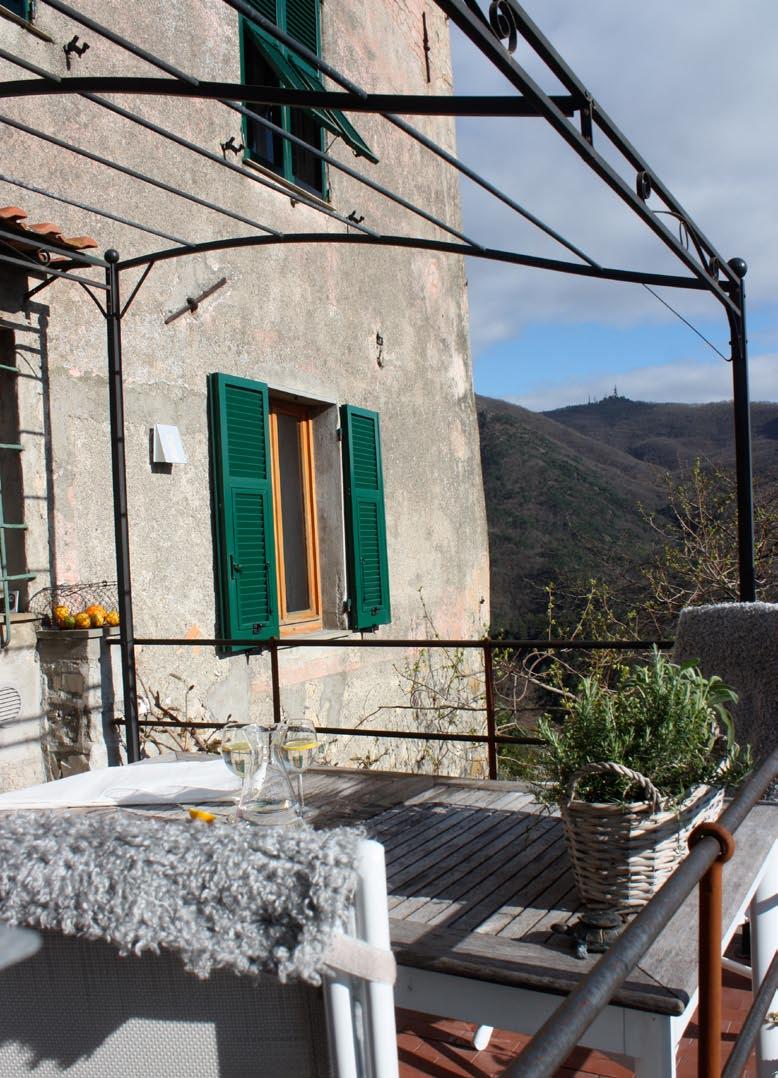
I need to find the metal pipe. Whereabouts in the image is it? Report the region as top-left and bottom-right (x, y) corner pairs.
(106, 634), (673, 651)
(270, 642), (282, 726)
(112, 717), (540, 745)
(81, 94), (375, 239)
(484, 645), (497, 779)
(727, 259), (756, 602)
(222, 100), (478, 248)
(0, 76), (579, 116)
(0, 172), (192, 247)
(0, 249), (108, 288)
(723, 952), (778, 1078)
(383, 112), (599, 268)
(105, 250), (140, 763)
(690, 822), (736, 1077)
(0, 111), (279, 238)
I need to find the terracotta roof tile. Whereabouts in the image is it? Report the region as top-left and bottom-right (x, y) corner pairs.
(0, 204), (98, 261)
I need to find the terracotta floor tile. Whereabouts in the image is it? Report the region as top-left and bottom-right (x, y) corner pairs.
(397, 961), (755, 1078)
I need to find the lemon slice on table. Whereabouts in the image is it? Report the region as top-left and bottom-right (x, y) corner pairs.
(188, 808), (216, 824)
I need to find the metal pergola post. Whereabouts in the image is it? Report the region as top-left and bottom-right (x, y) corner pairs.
(726, 258), (756, 602)
(105, 249), (140, 762)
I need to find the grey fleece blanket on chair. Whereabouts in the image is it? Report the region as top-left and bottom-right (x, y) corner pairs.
(673, 601), (777, 793)
(0, 810), (361, 985)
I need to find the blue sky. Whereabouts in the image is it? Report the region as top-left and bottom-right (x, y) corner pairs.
(450, 1), (778, 410)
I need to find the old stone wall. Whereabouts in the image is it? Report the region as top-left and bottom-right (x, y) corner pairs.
(0, 0), (490, 775)
(36, 627), (123, 778)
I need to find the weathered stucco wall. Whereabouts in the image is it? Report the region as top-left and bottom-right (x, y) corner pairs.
(0, 0), (490, 774)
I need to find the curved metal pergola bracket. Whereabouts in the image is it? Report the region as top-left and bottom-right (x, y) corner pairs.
(116, 231), (714, 295)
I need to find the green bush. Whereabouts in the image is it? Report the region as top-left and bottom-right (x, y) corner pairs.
(535, 648), (751, 807)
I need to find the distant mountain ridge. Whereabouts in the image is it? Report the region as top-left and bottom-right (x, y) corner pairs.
(476, 394), (778, 633)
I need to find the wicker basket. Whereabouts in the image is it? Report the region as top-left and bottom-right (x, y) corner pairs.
(560, 761), (725, 913)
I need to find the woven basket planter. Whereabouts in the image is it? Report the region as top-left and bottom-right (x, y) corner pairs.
(560, 762), (725, 913)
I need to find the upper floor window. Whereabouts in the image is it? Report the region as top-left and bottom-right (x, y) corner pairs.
(240, 0), (378, 198)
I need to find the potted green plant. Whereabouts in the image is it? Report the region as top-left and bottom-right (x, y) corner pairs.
(536, 648), (751, 915)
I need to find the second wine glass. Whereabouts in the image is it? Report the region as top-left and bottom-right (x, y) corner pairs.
(279, 718), (319, 815)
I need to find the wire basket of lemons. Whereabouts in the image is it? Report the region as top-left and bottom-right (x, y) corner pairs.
(29, 581), (120, 631)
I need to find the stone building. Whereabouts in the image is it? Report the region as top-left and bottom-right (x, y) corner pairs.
(0, 0), (489, 787)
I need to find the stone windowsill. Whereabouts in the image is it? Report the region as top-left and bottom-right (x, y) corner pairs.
(277, 628), (352, 648)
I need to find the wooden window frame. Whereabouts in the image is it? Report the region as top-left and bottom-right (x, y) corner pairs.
(269, 399), (323, 635)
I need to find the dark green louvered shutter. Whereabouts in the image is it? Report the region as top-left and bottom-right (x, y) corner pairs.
(209, 373), (279, 648)
(285, 0), (318, 55)
(341, 405), (391, 630)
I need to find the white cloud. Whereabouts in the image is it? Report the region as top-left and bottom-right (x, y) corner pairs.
(507, 353), (778, 412)
(451, 1), (778, 352)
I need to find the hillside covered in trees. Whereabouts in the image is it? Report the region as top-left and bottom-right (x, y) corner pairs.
(477, 394), (778, 633)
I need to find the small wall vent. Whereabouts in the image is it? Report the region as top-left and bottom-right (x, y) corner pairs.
(0, 685), (22, 727)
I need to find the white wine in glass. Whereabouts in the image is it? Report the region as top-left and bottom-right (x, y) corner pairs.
(280, 719), (318, 814)
(221, 724), (265, 820)
(221, 725), (255, 780)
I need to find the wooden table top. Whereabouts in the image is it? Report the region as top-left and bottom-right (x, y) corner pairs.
(10, 758), (774, 1020)
(302, 766), (778, 1018)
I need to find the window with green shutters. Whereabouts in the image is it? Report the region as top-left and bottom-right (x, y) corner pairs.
(239, 0), (377, 197)
(340, 405), (391, 631)
(209, 376), (390, 645)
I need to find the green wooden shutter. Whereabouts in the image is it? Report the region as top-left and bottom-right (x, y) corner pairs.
(209, 373), (279, 648)
(284, 0), (318, 55)
(341, 405), (391, 630)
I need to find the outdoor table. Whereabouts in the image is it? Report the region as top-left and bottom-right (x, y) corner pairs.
(1, 761), (774, 1077)
(300, 766), (777, 1078)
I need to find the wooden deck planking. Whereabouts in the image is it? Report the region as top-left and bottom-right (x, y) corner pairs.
(439, 816), (565, 932)
(378, 806), (486, 866)
(387, 809), (548, 916)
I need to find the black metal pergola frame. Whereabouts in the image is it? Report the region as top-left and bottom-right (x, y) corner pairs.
(0, 0), (756, 769)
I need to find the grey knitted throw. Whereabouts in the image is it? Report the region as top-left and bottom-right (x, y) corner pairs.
(674, 601), (777, 796)
(0, 810), (362, 985)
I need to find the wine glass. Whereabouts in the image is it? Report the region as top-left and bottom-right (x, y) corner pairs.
(221, 723), (265, 821)
(279, 718), (319, 815)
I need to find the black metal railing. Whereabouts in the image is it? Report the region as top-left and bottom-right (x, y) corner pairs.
(108, 634), (672, 777)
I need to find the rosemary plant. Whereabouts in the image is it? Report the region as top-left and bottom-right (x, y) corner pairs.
(535, 648), (751, 807)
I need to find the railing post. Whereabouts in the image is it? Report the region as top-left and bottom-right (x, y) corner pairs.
(270, 640), (282, 725)
(483, 644), (497, 780)
(689, 821), (736, 1077)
